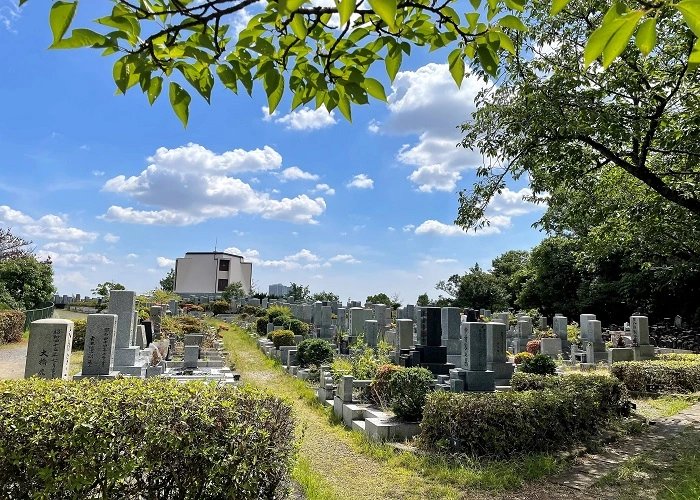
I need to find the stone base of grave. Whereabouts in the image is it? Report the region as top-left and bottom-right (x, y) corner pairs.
(315, 386), (334, 402)
(73, 371), (120, 381)
(415, 345), (447, 363)
(633, 344), (656, 361)
(113, 365), (147, 377)
(146, 365), (164, 378)
(343, 403), (370, 427)
(511, 338), (529, 354)
(447, 355), (462, 368)
(443, 338), (461, 354)
(609, 347), (635, 364)
(465, 370), (495, 392)
(488, 362), (514, 383)
(421, 362), (456, 376)
(540, 338), (563, 357)
(114, 347), (139, 366)
(449, 378), (464, 392)
(364, 417), (421, 442)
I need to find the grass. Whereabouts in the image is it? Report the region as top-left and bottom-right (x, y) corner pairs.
(69, 350), (83, 376)
(633, 394), (700, 420)
(292, 456), (339, 500)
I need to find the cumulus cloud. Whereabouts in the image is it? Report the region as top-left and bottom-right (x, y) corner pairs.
(0, 205), (98, 242)
(329, 254), (361, 264)
(43, 242), (82, 253)
(100, 143), (326, 225)
(127, 253), (139, 259)
(0, 1), (21, 32)
(347, 174), (374, 189)
(157, 257), (176, 268)
(367, 119), (381, 133)
(407, 163), (462, 192)
(262, 106), (337, 130)
(38, 251), (112, 267)
(487, 187), (544, 216)
(402, 224), (415, 232)
(311, 184), (335, 195)
(414, 219), (505, 236)
(103, 232), (120, 243)
(280, 166), (320, 182)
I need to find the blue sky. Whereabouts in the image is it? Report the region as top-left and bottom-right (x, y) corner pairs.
(0, 1), (546, 303)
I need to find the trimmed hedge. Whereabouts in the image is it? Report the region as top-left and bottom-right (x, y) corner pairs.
(518, 353), (556, 375)
(271, 329), (295, 348)
(296, 338), (334, 367)
(389, 367), (434, 421)
(71, 318), (87, 351)
(0, 378), (296, 499)
(256, 315), (270, 336)
(283, 318), (309, 338)
(0, 310), (24, 344)
(420, 373), (630, 458)
(611, 359), (700, 393)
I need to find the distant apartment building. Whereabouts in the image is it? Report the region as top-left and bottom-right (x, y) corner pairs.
(174, 252), (252, 298)
(268, 283), (290, 297)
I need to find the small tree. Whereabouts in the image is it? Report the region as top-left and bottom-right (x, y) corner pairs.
(93, 282), (125, 298)
(366, 293), (391, 305)
(0, 256), (55, 310)
(416, 293), (430, 306)
(288, 283), (310, 302)
(159, 268), (175, 292)
(222, 281), (245, 303)
(311, 290), (339, 302)
(0, 228), (33, 262)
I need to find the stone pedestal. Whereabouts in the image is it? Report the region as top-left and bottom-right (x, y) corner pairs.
(609, 348), (635, 364)
(486, 322), (513, 384)
(184, 345), (199, 368)
(540, 337), (563, 357)
(461, 322), (495, 392)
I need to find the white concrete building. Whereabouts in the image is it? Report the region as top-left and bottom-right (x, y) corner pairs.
(269, 283), (291, 297)
(174, 252), (252, 298)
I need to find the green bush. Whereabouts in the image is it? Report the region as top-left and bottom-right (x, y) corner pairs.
(240, 305), (262, 316)
(611, 359), (700, 393)
(283, 318), (309, 338)
(514, 351), (534, 365)
(267, 305), (291, 322)
(271, 329), (295, 349)
(210, 300), (230, 315)
(420, 374), (630, 458)
(0, 310), (24, 344)
(296, 338), (334, 367)
(519, 353), (557, 375)
(369, 364), (403, 407)
(71, 318), (87, 351)
(0, 378), (296, 499)
(256, 316), (270, 336)
(388, 367), (434, 422)
(272, 314), (291, 327)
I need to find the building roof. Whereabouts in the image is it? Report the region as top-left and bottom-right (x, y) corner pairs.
(182, 251), (246, 260)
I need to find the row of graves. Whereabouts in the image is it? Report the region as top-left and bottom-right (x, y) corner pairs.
(250, 298), (663, 441)
(24, 291), (238, 384)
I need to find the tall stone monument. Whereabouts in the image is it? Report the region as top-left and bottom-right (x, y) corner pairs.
(24, 319), (73, 380)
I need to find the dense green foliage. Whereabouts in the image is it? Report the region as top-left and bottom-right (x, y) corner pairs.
(93, 282), (125, 298)
(210, 300), (230, 315)
(222, 281), (246, 303)
(159, 268), (174, 292)
(0, 378), (296, 499)
(369, 364), (404, 407)
(256, 315), (270, 336)
(0, 311), (24, 345)
(388, 367), (434, 421)
(296, 338), (334, 367)
(311, 291), (339, 302)
(272, 314), (291, 327)
(71, 318), (87, 351)
(611, 358), (700, 393)
(267, 305), (291, 322)
(0, 256), (55, 311)
(288, 283), (310, 302)
(283, 317), (309, 338)
(271, 329), (296, 348)
(513, 351), (534, 365)
(421, 373), (629, 458)
(518, 353), (556, 375)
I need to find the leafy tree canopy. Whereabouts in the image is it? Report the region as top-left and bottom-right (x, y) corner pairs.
(312, 290), (339, 302)
(366, 293), (392, 305)
(288, 282), (310, 302)
(0, 256), (55, 310)
(0, 228), (34, 262)
(416, 293), (430, 306)
(93, 282), (126, 298)
(222, 281), (246, 302)
(151, 288), (180, 304)
(159, 268), (175, 292)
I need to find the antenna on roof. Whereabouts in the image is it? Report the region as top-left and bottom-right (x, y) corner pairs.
(214, 237), (217, 253)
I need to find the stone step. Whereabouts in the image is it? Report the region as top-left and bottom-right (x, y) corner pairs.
(351, 419), (366, 432)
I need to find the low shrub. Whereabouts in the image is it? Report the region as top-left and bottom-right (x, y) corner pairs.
(182, 304), (204, 313)
(271, 329), (295, 349)
(71, 318), (87, 351)
(267, 305), (291, 322)
(0, 311), (24, 344)
(296, 338), (334, 367)
(179, 316), (203, 334)
(526, 339), (541, 355)
(611, 359), (700, 393)
(210, 300), (230, 315)
(514, 351), (534, 365)
(519, 353), (557, 375)
(283, 318), (309, 338)
(240, 305), (261, 316)
(256, 316), (270, 336)
(0, 378), (296, 499)
(388, 367), (434, 422)
(420, 374), (629, 458)
(369, 364), (403, 407)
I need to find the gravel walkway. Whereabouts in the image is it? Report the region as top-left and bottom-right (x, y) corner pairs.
(0, 341), (28, 379)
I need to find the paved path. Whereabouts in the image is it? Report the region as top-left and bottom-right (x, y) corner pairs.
(549, 402), (700, 492)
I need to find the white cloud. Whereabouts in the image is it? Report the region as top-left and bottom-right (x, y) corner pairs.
(43, 242), (82, 253)
(0, 1), (21, 32)
(0, 205), (98, 242)
(487, 188), (544, 216)
(157, 257), (175, 268)
(286, 249), (319, 262)
(367, 119), (381, 133)
(103, 232), (120, 243)
(126, 253), (139, 259)
(311, 183), (335, 195)
(92, 170), (105, 177)
(54, 271), (92, 293)
(38, 251), (112, 267)
(232, 229), (245, 236)
(80, 145), (90, 151)
(100, 143), (326, 225)
(347, 174), (374, 189)
(381, 63), (489, 192)
(414, 219), (505, 236)
(435, 258), (458, 264)
(280, 166), (320, 181)
(387, 227), (396, 232)
(262, 105), (337, 130)
(329, 254), (361, 264)
(231, 7), (253, 34)
(402, 224), (415, 232)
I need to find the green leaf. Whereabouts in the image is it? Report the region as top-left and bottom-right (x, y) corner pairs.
(676, 0), (700, 37)
(550, 0), (571, 15)
(49, 1), (77, 44)
(278, 0), (307, 16)
(49, 28), (105, 49)
(169, 82), (191, 128)
(498, 31), (516, 54)
(449, 54), (465, 87)
(498, 14), (527, 31)
(505, 0), (525, 12)
(264, 72), (284, 114)
(367, 0), (397, 30)
(362, 78), (387, 101)
(290, 14), (307, 39)
(216, 65), (239, 94)
(689, 38), (700, 72)
(336, 0), (355, 26)
(634, 17), (656, 57)
(466, 12), (480, 30)
(337, 93), (352, 122)
(476, 44), (498, 78)
(147, 76), (163, 105)
(113, 57), (130, 95)
(469, 0), (481, 9)
(385, 41), (402, 82)
(602, 10), (645, 67)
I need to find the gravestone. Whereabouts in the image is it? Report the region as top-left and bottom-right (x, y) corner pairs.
(585, 319), (607, 364)
(313, 301), (323, 327)
(337, 307), (347, 331)
(109, 290), (146, 377)
(579, 314), (597, 343)
(495, 312), (510, 326)
(302, 304), (313, 323)
(441, 307), (462, 368)
(630, 315), (655, 360)
(364, 320), (378, 347)
(461, 322), (495, 391)
(374, 304), (387, 339)
(396, 319), (414, 362)
(486, 321), (513, 384)
(183, 345), (199, 368)
(319, 306), (332, 339)
(416, 307), (453, 375)
(142, 320), (153, 345)
(75, 314), (119, 379)
(348, 307), (365, 342)
(512, 316), (532, 353)
(169, 300), (178, 316)
(24, 319), (73, 380)
(150, 306), (163, 339)
(134, 324), (147, 349)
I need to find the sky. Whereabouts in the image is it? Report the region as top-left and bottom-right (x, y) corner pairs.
(0, 1), (547, 304)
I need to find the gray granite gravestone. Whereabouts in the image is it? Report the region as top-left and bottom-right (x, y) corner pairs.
(24, 319), (73, 380)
